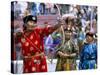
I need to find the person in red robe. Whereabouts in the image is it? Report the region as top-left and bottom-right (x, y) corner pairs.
(15, 15), (62, 73)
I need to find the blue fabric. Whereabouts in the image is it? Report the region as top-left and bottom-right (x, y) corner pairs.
(78, 32), (85, 41)
(79, 42), (97, 69)
(45, 35), (53, 50)
(31, 3), (37, 16)
(53, 38), (61, 45)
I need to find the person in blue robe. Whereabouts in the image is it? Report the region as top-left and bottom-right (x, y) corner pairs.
(79, 32), (97, 69)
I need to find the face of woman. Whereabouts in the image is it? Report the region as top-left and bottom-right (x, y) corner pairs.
(86, 35), (94, 43)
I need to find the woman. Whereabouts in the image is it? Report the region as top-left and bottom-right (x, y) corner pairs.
(56, 29), (79, 71)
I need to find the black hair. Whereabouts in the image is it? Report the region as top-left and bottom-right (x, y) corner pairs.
(86, 32), (94, 38)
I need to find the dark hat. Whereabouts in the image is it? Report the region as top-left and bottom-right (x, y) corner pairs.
(23, 15), (37, 24)
(86, 32), (94, 37)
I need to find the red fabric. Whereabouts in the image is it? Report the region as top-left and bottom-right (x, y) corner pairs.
(17, 27), (53, 73)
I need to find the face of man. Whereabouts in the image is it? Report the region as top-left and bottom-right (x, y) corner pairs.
(26, 21), (36, 30)
(86, 35), (94, 43)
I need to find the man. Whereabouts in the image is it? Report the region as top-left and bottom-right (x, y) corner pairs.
(79, 32), (97, 69)
(15, 15), (62, 73)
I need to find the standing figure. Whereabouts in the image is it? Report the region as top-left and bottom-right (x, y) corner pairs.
(79, 32), (97, 69)
(56, 29), (79, 71)
(15, 15), (62, 73)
